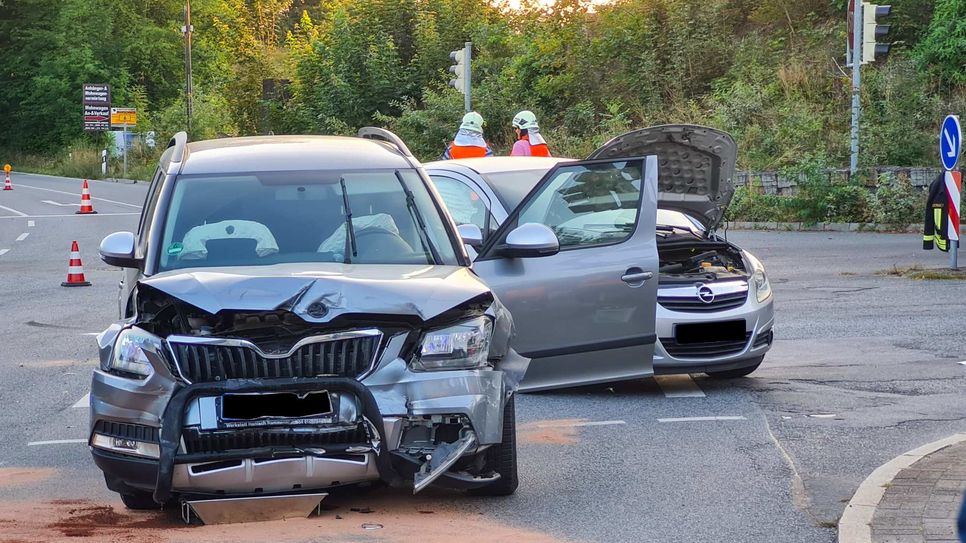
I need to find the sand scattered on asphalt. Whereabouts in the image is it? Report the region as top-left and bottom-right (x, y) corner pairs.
(0, 468), (57, 488)
(18, 358), (94, 369)
(517, 419), (585, 445)
(0, 491), (570, 543)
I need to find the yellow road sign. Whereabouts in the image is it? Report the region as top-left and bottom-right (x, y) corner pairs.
(110, 108), (137, 128)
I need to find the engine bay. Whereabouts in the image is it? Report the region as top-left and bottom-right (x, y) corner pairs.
(658, 237), (748, 283)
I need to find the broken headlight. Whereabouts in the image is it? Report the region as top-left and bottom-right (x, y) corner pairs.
(105, 327), (162, 379)
(412, 316), (492, 371)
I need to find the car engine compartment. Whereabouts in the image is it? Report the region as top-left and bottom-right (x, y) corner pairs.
(657, 237), (748, 284)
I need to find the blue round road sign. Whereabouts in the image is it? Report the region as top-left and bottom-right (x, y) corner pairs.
(940, 115), (962, 171)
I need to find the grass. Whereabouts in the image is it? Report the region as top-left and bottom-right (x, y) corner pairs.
(878, 264), (966, 280)
(1, 143), (156, 182)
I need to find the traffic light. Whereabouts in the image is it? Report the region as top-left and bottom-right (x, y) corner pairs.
(449, 45), (469, 95)
(861, 3), (891, 64)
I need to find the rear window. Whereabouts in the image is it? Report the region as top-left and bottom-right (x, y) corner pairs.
(157, 170), (459, 271)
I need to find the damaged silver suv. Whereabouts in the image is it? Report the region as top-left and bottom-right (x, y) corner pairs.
(90, 129), (528, 510)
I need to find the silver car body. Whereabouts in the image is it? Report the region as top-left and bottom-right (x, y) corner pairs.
(425, 125), (774, 379)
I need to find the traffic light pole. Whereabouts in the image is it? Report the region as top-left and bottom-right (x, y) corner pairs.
(463, 42), (472, 113)
(849, 2), (863, 176)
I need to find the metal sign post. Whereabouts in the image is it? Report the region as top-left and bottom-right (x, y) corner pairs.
(940, 115), (962, 269)
(110, 107), (137, 180)
(849, 0), (863, 175)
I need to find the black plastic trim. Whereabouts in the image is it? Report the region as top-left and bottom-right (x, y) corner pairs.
(153, 377), (402, 504)
(519, 333), (657, 359)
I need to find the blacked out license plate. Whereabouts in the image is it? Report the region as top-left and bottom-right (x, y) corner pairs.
(675, 320), (745, 344)
(219, 391), (333, 428)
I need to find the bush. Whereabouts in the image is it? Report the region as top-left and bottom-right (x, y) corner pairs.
(873, 172), (924, 226)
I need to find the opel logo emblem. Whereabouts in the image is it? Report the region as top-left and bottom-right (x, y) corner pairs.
(697, 285), (715, 304)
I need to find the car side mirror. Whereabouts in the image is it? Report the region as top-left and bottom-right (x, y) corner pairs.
(500, 223), (559, 258)
(457, 223), (484, 248)
(99, 231), (139, 268)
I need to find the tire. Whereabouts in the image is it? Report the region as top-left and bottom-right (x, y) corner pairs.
(706, 356), (764, 379)
(467, 395), (518, 496)
(120, 491), (161, 510)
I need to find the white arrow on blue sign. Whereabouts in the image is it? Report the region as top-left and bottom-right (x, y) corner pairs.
(940, 115), (962, 171)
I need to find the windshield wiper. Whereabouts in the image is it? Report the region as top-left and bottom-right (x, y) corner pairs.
(339, 177), (358, 264)
(395, 171), (441, 264)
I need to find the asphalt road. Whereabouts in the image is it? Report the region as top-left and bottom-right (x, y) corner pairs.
(1, 171), (964, 542)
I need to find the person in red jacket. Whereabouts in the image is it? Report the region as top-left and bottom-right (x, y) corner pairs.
(443, 112), (493, 159)
(510, 110), (551, 157)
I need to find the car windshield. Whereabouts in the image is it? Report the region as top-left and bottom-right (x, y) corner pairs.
(157, 170), (458, 271)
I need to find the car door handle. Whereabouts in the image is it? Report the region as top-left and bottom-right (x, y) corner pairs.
(621, 270), (653, 283)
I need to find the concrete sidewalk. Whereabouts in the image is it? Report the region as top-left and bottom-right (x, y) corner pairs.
(840, 435), (966, 543)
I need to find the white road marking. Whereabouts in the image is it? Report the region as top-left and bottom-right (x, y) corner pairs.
(27, 439), (88, 446)
(41, 199), (79, 207)
(17, 184), (142, 208)
(27, 220), (35, 227)
(0, 212), (139, 219)
(657, 416), (747, 423)
(82, 332), (101, 336)
(536, 420), (626, 428)
(72, 393), (90, 409)
(958, 361), (966, 365)
(654, 374), (706, 398)
(15, 232), (28, 242)
(809, 414), (838, 418)
(0, 249), (8, 256)
(0, 204), (28, 217)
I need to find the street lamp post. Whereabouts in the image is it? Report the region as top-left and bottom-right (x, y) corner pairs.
(183, 0), (193, 135)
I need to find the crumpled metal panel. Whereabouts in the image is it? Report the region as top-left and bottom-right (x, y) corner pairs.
(139, 263), (492, 322)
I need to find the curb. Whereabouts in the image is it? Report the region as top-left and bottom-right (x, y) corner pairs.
(838, 433), (966, 543)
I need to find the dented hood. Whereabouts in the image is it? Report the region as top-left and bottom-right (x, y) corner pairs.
(588, 125), (737, 233)
(139, 263), (492, 322)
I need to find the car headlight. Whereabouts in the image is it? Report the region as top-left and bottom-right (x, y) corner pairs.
(413, 316), (493, 371)
(753, 266), (772, 303)
(105, 327), (162, 379)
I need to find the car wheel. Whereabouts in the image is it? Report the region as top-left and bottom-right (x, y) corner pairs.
(705, 356), (763, 379)
(467, 395), (518, 496)
(120, 491), (161, 510)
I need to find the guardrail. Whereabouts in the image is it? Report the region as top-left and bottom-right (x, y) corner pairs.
(734, 167), (943, 196)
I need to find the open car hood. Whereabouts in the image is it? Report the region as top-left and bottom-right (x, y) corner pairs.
(588, 125), (737, 233)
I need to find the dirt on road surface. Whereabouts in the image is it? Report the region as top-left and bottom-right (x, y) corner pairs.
(0, 490), (570, 543)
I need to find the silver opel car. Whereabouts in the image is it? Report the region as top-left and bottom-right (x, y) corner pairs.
(90, 128), (665, 511)
(426, 125), (775, 380)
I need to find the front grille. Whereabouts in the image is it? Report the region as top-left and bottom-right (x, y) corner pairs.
(93, 420), (160, 443)
(661, 332), (752, 359)
(167, 331), (382, 383)
(182, 424), (370, 455)
(658, 290), (748, 312)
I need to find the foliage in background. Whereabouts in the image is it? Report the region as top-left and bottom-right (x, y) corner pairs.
(0, 0), (964, 180)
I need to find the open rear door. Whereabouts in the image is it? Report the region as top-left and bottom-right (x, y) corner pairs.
(473, 156), (660, 391)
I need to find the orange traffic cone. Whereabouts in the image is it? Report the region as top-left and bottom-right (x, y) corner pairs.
(2, 172), (11, 191)
(75, 179), (97, 214)
(61, 241), (91, 287)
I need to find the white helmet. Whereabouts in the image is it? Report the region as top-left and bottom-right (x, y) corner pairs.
(459, 111), (485, 133)
(512, 110), (539, 130)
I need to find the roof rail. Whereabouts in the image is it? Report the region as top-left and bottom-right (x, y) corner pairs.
(167, 131), (189, 163)
(357, 127), (414, 158)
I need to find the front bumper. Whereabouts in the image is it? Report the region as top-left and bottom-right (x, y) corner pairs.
(90, 331), (520, 501)
(653, 295), (774, 374)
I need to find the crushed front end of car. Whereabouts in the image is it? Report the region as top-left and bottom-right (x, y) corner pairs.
(89, 265), (527, 507)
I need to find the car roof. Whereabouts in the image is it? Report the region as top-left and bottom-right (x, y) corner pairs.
(175, 136), (414, 175)
(424, 156), (571, 174)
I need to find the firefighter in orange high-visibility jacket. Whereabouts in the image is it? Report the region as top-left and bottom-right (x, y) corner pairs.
(442, 112), (493, 159)
(924, 172), (951, 251)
